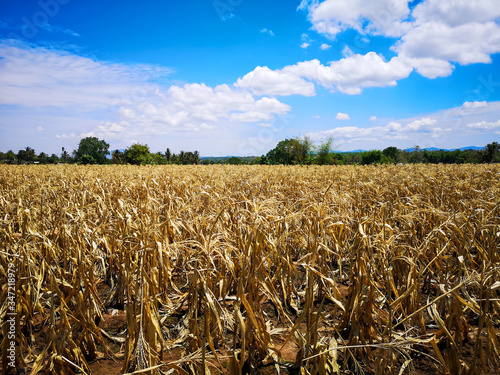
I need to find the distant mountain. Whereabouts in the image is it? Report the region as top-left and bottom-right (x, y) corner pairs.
(405, 146), (485, 153)
(337, 149), (367, 153)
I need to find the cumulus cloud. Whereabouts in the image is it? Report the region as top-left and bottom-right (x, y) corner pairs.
(369, 116), (377, 121)
(336, 112), (350, 120)
(300, 0), (500, 79)
(236, 52), (413, 96)
(306, 101), (500, 150)
(411, 0), (500, 28)
(406, 118), (437, 131)
(396, 1), (500, 76)
(299, 0), (412, 38)
(119, 83), (292, 135)
(395, 21), (500, 67)
(307, 117), (445, 144)
(320, 43), (331, 50)
(0, 40), (293, 150)
(300, 42), (310, 49)
(234, 66), (316, 96)
(466, 120), (500, 130)
(463, 101), (488, 109)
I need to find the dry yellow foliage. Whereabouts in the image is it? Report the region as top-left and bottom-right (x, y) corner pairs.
(0, 164), (499, 374)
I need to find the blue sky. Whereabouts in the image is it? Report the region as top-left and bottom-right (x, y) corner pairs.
(1, 0), (500, 156)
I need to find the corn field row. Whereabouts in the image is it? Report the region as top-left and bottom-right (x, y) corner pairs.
(0, 164), (499, 374)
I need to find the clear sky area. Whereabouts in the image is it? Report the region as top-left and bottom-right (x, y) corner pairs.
(1, 0), (500, 156)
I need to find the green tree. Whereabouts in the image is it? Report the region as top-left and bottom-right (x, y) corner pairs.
(408, 145), (424, 163)
(38, 152), (48, 164)
(295, 136), (314, 164)
(5, 150), (16, 163)
(61, 147), (71, 163)
(48, 154), (59, 164)
(152, 152), (168, 165)
(124, 144), (152, 165)
(17, 147), (35, 163)
(382, 147), (399, 163)
(360, 150), (383, 165)
(314, 137), (334, 165)
(174, 150), (201, 165)
(226, 156), (244, 165)
(165, 148), (172, 163)
(73, 137), (110, 164)
(111, 150), (126, 164)
(483, 142), (500, 163)
(79, 155), (97, 165)
(266, 138), (311, 165)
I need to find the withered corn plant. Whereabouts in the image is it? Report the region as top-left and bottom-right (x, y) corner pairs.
(0, 164), (499, 375)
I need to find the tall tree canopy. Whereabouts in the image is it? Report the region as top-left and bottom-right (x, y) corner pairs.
(73, 137), (110, 164)
(124, 144), (151, 165)
(266, 137), (313, 165)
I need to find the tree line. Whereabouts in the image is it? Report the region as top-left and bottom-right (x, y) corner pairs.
(0, 137), (201, 165)
(239, 138), (499, 165)
(1, 136), (499, 165)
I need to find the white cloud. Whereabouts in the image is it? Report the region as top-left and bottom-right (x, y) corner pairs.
(234, 66), (316, 96)
(306, 102), (500, 150)
(79, 121), (128, 140)
(307, 118), (443, 143)
(300, 33), (313, 49)
(336, 112), (350, 120)
(300, 0), (500, 79)
(463, 101), (488, 109)
(395, 21), (500, 67)
(55, 133), (76, 139)
(235, 53), (413, 97)
(299, 54), (412, 94)
(466, 120), (500, 130)
(229, 97), (290, 122)
(400, 56), (454, 79)
(369, 116), (377, 121)
(411, 0), (500, 28)
(300, 0), (412, 38)
(258, 123), (272, 127)
(36, 126), (44, 132)
(127, 83), (292, 132)
(406, 117), (437, 131)
(118, 107), (136, 119)
(260, 28), (275, 36)
(0, 40), (171, 109)
(395, 1), (500, 76)
(201, 123), (216, 130)
(320, 43), (331, 50)
(0, 40), (293, 152)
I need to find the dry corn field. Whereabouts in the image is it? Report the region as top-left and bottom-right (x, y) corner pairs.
(1, 164), (500, 375)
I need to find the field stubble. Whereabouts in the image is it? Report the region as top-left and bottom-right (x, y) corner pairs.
(0, 164), (499, 375)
